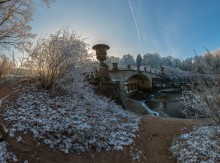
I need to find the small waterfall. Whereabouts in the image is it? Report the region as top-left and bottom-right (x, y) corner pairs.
(140, 101), (159, 116)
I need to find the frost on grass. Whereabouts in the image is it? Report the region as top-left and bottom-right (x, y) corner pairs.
(2, 86), (140, 154)
(130, 146), (145, 162)
(171, 125), (220, 162)
(0, 141), (17, 163)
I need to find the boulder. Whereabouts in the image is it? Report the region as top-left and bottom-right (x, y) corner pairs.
(123, 98), (150, 115)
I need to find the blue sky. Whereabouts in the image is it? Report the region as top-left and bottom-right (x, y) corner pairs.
(30, 0), (220, 59)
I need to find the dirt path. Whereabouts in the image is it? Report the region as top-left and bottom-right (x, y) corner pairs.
(0, 82), (13, 98)
(136, 116), (195, 163)
(0, 82), (198, 163)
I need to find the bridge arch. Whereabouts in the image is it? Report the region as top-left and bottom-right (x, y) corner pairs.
(124, 74), (151, 95)
(109, 69), (160, 96)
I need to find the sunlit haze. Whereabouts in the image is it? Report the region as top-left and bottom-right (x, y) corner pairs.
(30, 0), (220, 59)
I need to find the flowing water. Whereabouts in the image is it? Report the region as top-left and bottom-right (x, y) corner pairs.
(145, 88), (187, 118)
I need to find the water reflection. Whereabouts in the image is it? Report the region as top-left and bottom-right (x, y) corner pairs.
(145, 89), (186, 118)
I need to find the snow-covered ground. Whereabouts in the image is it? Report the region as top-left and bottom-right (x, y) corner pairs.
(2, 86), (141, 154)
(171, 125), (220, 162)
(0, 141), (17, 163)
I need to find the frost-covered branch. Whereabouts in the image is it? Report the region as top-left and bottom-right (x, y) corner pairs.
(22, 28), (98, 92)
(0, 0), (55, 50)
(0, 54), (13, 77)
(181, 74), (220, 123)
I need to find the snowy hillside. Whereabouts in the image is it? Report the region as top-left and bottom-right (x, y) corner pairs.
(2, 86), (141, 154)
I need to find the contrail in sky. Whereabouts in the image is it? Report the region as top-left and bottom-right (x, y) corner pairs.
(128, 0), (141, 45)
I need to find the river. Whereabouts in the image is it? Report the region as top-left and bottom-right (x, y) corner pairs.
(144, 88), (187, 118)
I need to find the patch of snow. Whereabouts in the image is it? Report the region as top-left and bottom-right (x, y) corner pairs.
(171, 125), (220, 162)
(130, 146), (144, 162)
(2, 86), (141, 154)
(16, 136), (24, 142)
(0, 141), (17, 162)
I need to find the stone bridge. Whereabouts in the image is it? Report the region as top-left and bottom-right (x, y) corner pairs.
(108, 64), (162, 95)
(92, 44), (164, 96)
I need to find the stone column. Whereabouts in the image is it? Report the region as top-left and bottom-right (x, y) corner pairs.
(92, 44), (123, 105)
(92, 44), (109, 65)
(127, 65), (131, 70)
(160, 66), (165, 77)
(112, 63), (118, 71)
(137, 65), (140, 71)
(92, 44), (111, 82)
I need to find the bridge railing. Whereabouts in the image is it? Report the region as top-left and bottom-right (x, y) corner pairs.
(109, 64), (160, 75)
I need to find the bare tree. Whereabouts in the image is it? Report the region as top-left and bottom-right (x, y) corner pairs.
(23, 28), (98, 92)
(181, 73), (220, 124)
(0, 54), (13, 77)
(136, 54), (142, 71)
(120, 54), (135, 65)
(0, 0), (54, 50)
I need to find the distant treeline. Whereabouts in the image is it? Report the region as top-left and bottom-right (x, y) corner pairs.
(105, 49), (220, 74)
